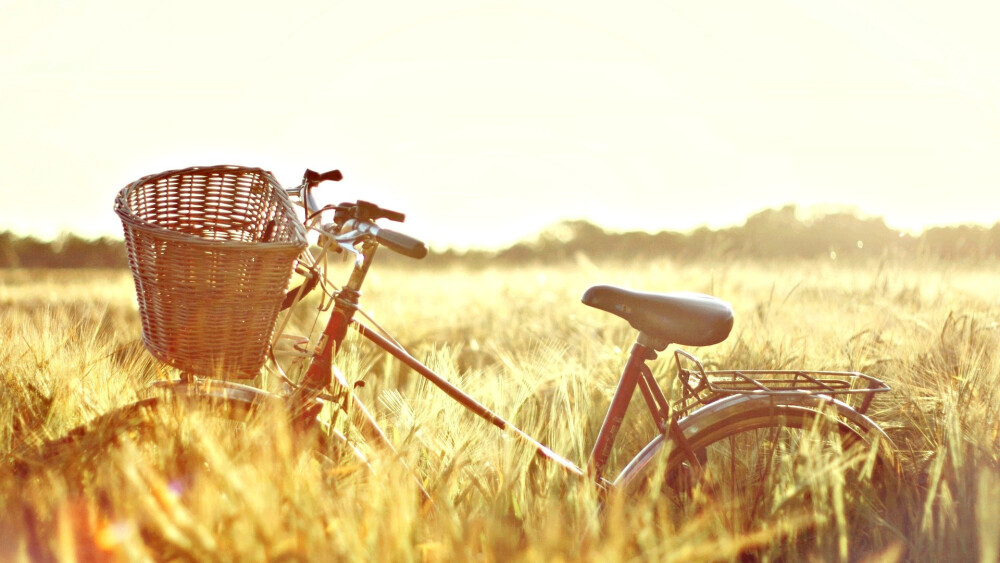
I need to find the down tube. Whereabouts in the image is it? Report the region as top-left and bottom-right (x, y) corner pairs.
(354, 322), (587, 479)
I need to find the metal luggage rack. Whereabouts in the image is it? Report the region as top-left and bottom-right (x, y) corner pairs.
(672, 349), (890, 416)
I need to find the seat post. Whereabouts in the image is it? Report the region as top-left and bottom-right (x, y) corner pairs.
(587, 337), (660, 480)
(637, 331), (670, 352)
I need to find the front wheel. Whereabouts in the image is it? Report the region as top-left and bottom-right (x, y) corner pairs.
(8, 385), (372, 561)
(615, 394), (901, 560)
(13, 383), (370, 483)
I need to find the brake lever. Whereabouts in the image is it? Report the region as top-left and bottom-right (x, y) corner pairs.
(355, 200), (405, 222)
(315, 221), (364, 265)
(338, 240), (365, 268)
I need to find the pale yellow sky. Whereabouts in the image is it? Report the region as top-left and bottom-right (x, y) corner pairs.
(2, 0), (998, 249)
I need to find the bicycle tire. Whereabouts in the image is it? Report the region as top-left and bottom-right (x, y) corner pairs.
(13, 389), (370, 484)
(615, 394), (900, 559)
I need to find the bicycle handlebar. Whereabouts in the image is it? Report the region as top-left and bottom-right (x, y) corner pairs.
(290, 169), (428, 259)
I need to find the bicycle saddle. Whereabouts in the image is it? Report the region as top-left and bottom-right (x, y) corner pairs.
(581, 285), (734, 348)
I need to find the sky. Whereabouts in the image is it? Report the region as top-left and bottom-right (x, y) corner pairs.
(2, 0), (998, 250)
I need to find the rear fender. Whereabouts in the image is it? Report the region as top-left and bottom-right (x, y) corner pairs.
(613, 393), (895, 492)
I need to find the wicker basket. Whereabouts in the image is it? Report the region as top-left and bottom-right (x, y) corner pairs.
(115, 165), (308, 378)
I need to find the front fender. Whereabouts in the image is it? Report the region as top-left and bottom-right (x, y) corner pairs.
(150, 378), (285, 410)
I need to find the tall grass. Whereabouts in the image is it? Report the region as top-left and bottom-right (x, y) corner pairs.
(2, 258), (999, 561)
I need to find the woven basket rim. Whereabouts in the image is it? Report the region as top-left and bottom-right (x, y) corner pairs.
(115, 164), (308, 250)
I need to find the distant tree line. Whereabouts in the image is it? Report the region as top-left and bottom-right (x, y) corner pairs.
(435, 205), (1000, 265)
(4, 206), (1000, 268)
(0, 232), (127, 268)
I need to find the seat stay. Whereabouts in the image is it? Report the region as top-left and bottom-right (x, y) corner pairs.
(636, 362), (672, 434)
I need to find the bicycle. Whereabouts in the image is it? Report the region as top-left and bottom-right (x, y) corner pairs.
(14, 166), (900, 554)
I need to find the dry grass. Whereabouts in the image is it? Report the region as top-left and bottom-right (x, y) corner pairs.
(2, 258), (999, 561)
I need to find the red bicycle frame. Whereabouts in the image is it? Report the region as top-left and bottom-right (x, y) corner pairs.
(292, 239), (674, 489)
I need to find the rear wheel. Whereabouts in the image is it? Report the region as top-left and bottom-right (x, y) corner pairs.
(616, 397), (900, 560)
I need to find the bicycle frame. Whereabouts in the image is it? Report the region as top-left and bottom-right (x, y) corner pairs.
(262, 178), (891, 501)
(286, 236), (680, 490)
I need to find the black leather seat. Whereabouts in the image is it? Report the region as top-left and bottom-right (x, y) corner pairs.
(582, 285), (734, 347)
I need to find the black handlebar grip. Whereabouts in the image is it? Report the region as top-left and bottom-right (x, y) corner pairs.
(376, 228), (428, 259)
(319, 169), (343, 182)
(304, 169), (343, 185)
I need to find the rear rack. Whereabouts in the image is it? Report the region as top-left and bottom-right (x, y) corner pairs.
(673, 349), (890, 416)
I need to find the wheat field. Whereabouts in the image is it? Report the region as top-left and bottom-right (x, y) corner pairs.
(2, 258), (999, 561)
